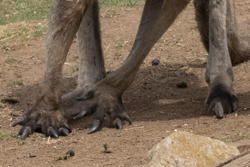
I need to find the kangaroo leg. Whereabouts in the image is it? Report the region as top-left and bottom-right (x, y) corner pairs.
(77, 1), (105, 90)
(226, 0), (250, 65)
(61, 0), (190, 133)
(194, 0), (250, 66)
(62, 1), (106, 119)
(206, 0), (238, 118)
(13, 0), (93, 139)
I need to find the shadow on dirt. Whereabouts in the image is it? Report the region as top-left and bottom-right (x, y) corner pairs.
(3, 62), (250, 129)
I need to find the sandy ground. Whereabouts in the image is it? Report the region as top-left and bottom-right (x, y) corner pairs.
(0, 1), (250, 167)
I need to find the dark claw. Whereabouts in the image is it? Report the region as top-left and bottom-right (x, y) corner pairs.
(12, 117), (26, 127)
(59, 128), (70, 136)
(73, 110), (88, 120)
(214, 101), (224, 119)
(63, 123), (71, 131)
(113, 118), (123, 129)
(207, 85), (238, 117)
(88, 120), (102, 134)
(20, 126), (32, 140)
(121, 112), (132, 125)
(47, 127), (59, 138)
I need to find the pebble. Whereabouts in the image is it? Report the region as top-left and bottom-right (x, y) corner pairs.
(151, 59), (160, 66)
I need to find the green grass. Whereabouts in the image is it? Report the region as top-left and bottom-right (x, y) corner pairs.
(0, 0), (52, 25)
(221, 131), (247, 143)
(100, 0), (144, 7)
(0, 22), (47, 49)
(4, 57), (18, 64)
(7, 80), (24, 88)
(0, 0), (143, 25)
(0, 102), (7, 108)
(0, 0), (143, 47)
(0, 131), (17, 140)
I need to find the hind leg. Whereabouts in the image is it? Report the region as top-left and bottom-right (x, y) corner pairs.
(61, 0), (190, 133)
(77, 1), (105, 90)
(225, 0), (250, 65)
(62, 1), (106, 119)
(194, 0), (250, 66)
(194, 0), (238, 118)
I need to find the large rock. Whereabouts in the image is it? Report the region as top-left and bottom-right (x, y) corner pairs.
(146, 131), (239, 167)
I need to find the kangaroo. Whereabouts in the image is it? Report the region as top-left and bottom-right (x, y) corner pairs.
(13, 0), (250, 139)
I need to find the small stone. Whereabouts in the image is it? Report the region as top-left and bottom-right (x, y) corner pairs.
(243, 107), (250, 111)
(18, 141), (25, 145)
(102, 144), (112, 154)
(56, 150), (75, 161)
(183, 123), (188, 127)
(66, 150), (75, 157)
(176, 81), (188, 88)
(28, 153), (36, 158)
(146, 131), (239, 167)
(151, 59), (160, 66)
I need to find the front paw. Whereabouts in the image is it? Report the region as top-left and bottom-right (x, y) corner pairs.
(206, 85), (238, 119)
(61, 83), (131, 133)
(12, 110), (71, 139)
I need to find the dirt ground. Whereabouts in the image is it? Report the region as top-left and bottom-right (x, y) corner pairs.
(0, 1), (250, 167)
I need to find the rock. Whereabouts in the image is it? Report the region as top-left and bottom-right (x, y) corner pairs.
(28, 153), (37, 158)
(146, 131), (239, 167)
(66, 150), (75, 157)
(151, 58), (160, 66)
(102, 144), (112, 154)
(57, 150), (75, 161)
